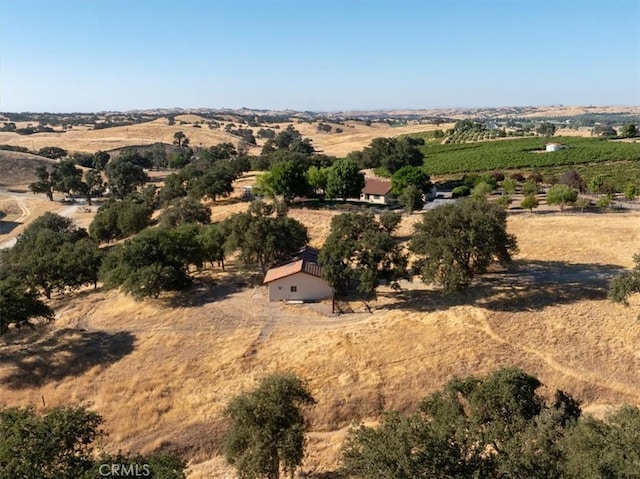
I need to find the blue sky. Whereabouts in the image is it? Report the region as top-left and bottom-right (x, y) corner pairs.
(1, 0), (639, 112)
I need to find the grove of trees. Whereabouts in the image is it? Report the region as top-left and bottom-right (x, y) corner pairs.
(1, 213), (102, 299)
(347, 136), (425, 174)
(341, 367), (639, 479)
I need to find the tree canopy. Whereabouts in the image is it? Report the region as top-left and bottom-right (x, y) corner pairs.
(608, 253), (640, 305)
(227, 201), (309, 273)
(620, 123), (638, 138)
(223, 373), (316, 479)
(0, 275), (54, 335)
(89, 198), (153, 243)
(546, 184), (578, 211)
(173, 131), (190, 147)
(0, 405), (186, 479)
(391, 166), (432, 197)
(319, 212), (408, 296)
(105, 156), (150, 199)
(536, 122), (557, 136)
(261, 160), (310, 202)
(349, 136), (425, 174)
(410, 198), (517, 292)
(342, 367), (624, 479)
(3, 213), (102, 298)
(325, 159), (365, 201)
(99, 225), (202, 299)
(159, 197), (211, 227)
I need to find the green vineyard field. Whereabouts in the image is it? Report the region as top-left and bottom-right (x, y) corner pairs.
(413, 136), (640, 176)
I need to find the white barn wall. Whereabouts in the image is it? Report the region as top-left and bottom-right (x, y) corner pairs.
(359, 193), (391, 204)
(268, 272), (334, 302)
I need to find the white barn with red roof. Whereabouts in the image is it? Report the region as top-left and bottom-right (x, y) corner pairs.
(263, 247), (333, 302)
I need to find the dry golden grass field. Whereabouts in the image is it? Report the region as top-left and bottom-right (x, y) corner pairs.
(0, 114), (455, 158)
(1, 109), (640, 477)
(1, 199), (639, 477)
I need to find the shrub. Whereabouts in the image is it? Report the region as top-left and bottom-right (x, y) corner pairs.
(451, 185), (471, 198)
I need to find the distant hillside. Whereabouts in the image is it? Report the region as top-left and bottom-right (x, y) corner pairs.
(0, 150), (54, 187)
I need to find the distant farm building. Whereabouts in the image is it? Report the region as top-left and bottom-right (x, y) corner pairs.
(263, 247), (333, 302)
(545, 143), (566, 152)
(360, 178), (393, 204)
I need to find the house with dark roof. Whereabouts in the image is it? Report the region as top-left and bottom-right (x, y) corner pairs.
(263, 246), (333, 302)
(359, 178), (394, 204)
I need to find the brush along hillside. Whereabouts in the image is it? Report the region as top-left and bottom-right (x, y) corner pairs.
(1, 207), (639, 477)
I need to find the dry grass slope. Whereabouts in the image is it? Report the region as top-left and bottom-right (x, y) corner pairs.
(0, 150), (55, 187)
(0, 117), (455, 157)
(1, 210), (639, 477)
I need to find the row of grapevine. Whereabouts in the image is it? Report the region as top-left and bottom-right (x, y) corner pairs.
(420, 137), (640, 175)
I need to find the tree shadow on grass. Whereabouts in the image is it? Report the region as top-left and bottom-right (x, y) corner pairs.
(300, 472), (345, 479)
(380, 259), (624, 313)
(162, 270), (263, 308)
(0, 328), (135, 390)
(0, 220), (21, 234)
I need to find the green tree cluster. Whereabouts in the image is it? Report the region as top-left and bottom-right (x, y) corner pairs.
(105, 155), (150, 199)
(536, 122), (557, 136)
(97, 200), (306, 298)
(521, 194), (540, 212)
(258, 160), (310, 202)
(30, 160), (104, 203)
(0, 275), (53, 335)
(621, 123), (638, 138)
(158, 197), (211, 227)
(342, 367), (639, 479)
(326, 159), (365, 201)
(89, 198), (153, 242)
(391, 165), (433, 211)
(0, 405), (185, 479)
(100, 226), (201, 299)
(348, 136), (425, 174)
(36, 146), (67, 159)
(159, 158), (242, 205)
(2, 213), (102, 298)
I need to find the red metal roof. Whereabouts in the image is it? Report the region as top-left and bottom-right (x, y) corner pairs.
(263, 247), (324, 283)
(362, 178), (392, 195)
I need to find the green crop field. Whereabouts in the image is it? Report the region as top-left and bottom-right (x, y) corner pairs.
(412, 136), (640, 176)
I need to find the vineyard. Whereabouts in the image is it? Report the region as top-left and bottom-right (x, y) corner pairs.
(415, 136), (640, 175)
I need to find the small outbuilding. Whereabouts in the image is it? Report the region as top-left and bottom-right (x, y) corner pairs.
(263, 247), (333, 302)
(359, 178), (393, 204)
(545, 142), (566, 152)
